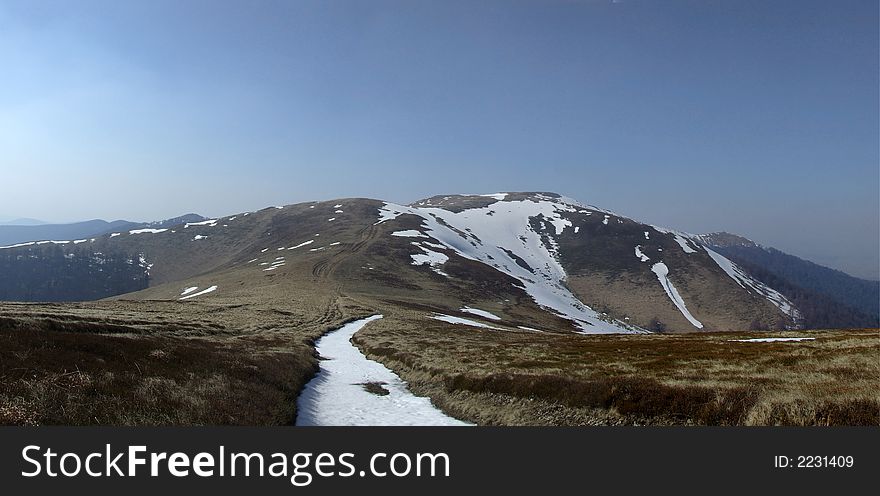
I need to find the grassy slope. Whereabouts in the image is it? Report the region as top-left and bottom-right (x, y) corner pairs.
(352, 309), (879, 426)
(0, 293), (375, 425)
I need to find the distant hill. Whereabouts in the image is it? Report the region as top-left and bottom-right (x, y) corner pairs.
(697, 232), (879, 328)
(0, 218), (47, 226)
(0, 220), (139, 247)
(0, 214), (206, 248)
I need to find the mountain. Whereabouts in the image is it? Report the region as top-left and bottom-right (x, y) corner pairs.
(0, 193), (808, 332)
(0, 214), (206, 248)
(698, 232), (879, 328)
(0, 218), (47, 226)
(0, 219), (138, 247)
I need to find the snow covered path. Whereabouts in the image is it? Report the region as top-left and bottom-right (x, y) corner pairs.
(295, 316), (470, 426)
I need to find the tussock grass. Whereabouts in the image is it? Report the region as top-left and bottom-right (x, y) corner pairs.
(355, 316), (879, 426)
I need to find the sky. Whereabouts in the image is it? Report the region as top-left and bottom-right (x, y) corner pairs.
(0, 0), (877, 279)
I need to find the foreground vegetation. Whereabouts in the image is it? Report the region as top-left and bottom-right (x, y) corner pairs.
(0, 297), (365, 426)
(355, 314), (880, 426)
(1, 298), (876, 426)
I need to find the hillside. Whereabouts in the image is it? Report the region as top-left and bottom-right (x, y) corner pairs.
(0, 193), (801, 333)
(0, 214), (205, 248)
(698, 232), (879, 328)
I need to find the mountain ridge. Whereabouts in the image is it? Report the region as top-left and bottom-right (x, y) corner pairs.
(0, 192), (869, 330)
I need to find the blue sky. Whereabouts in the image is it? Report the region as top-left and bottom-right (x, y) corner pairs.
(0, 0), (877, 279)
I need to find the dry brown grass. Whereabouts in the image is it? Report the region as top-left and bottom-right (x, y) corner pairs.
(354, 313), (880, 426)
(0, 294), (373, 426)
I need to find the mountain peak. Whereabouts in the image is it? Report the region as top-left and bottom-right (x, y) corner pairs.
(696, 232), (761, 249)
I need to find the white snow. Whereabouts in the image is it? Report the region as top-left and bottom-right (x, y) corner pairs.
(574, 226), (580, 233)
(375, 199), (640, 334)
(635, 245), (651, 262)
(333, 204), (342, 208)
(460, 306), (502, 321)
(644, 231), (650, 240)
(287, 240), (314, 249)
(730, 337), (815, 343)
(261, 248), (269, 253)
(246, 258), (258, 264)
(432, 314), (502, 330)
(517, 326), (545, 333)
(192, 235), (207, 240)
(180, 287), (199, 296)
(374, 205), (406, 224)
(391, 230), (428, 238)
(410, 244), (449, 275)
(329, 241), (341, 246)
(129, 228), (167, 235)
(334, 210), (344, 214)
(184, 219), (218, 228)
(327, 218), (336, 222)
(703, 247), (800, 320)
(480, 193), (508, 201)
(178, 285), (218, 300)
(73, 239), (88, 244)
(0, 241), (36, 250)
(603, 215), (610, 225)
(652, 226), (699, 254)
(110, 233), (121, 238)
(296, 316), (469, 426)
(651, 262), (704, 329)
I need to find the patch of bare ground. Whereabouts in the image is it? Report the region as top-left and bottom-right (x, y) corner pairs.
(353, 314), (879, 426)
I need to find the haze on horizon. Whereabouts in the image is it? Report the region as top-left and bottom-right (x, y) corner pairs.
(1, 0), (877, 279)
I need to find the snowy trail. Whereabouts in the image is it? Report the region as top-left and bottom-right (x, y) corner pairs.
(295, 316), (470, 426)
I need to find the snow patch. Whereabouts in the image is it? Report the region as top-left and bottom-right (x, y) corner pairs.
(179, 285), (217, 300)
(650, 262), (704, 329)
(391, 230), (428, 238)
(375, 200), (639, 334)
(129, 228), (167, 235)
(635, 245), (650, 262)
(288, 240), (314, 249)
(432, 314), (502, 330)
(460, 306), (502, 321)
(296, 316), (469, 426)
(185, 219), (218, 228)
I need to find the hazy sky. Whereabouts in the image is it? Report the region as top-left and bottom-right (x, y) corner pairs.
(1, 0), (877, 279)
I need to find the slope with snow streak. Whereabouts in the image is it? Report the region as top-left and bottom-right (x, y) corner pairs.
(377, 198), (640, 334)
(296, 316), (469, 426)
(702, 247), (801, 321)
(650, 263), (704, 329)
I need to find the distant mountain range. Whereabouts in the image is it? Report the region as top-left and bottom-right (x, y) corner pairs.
(0, 194), (874, 330)
(0, 218), (48, 226)
(697, 232), (879, 328)
(0, 214), (206, 248)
